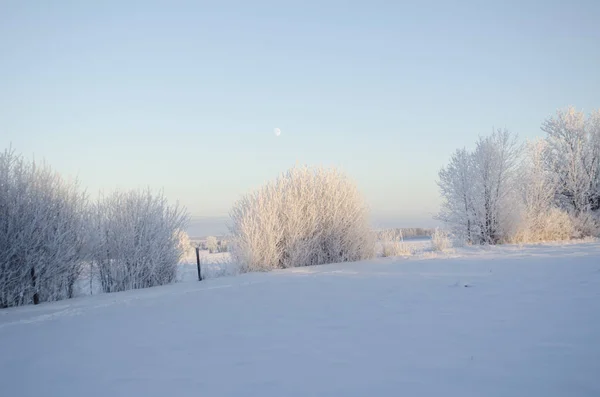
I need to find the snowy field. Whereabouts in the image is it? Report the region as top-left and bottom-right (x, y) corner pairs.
(1, 241), (600, 397)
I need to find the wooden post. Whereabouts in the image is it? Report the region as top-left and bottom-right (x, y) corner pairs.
(195, 247), (202, 281)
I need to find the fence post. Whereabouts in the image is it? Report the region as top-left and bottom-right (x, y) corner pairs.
(195, 247), (202, 281)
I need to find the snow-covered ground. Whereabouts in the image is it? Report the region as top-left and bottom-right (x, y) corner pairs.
(1, 241), (600, 397)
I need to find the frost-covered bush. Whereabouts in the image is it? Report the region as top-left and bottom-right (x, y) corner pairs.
(206, 236), (218, 254)
(90, 189), (189, 293)
(176, 229), (195, 262)
(229, 165), (375, 271)
(0, 148), (88, 307)
(380, 229), (412, 257)
(431, 228), (452, 251)
(510, 208), (574, 243)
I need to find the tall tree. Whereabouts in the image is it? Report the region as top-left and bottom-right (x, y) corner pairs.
(470, 129), (520, 244)
(542, 106), (600, 213)
(437, 129), (520, 245)
(437, 148), (475, 243)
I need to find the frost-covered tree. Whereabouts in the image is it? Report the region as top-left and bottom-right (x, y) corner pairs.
(520, 139), (556, 217)
(0, 148), (88, 307)
(89, 189), (189, 293)
(437, 129), (520, 245)
(511, 139), (573, 242)
(438, 109), (600, 243)
(589, 110), (600, 207)
(436, 148), (476, 243)
(229, 165), (374, 271)
(470, 129), (521, 244)
(542, 106), (600, 213)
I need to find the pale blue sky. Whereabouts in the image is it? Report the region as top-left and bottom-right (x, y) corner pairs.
(1, 0), (599, 228)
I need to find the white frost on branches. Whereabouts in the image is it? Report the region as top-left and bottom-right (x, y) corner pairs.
(89, 189), (189, 293)
(437, 129), (520, 244)
(1, 147), (191, 307)
(176, 229), (194, 261)
(438, 107), (600, 244)
(379, 229), (412, 257)
(542, 106), (600, 214)
(437, 148), (476, 243)
(0, 148), (88, 307)
(511, 139), (573, 243)
(229, 166), (375, 271)
(431, 228), (452, 252)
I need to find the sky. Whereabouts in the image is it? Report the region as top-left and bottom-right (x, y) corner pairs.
(1, 0), (599, 231)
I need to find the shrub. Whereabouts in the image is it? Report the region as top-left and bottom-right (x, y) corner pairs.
(176, 229), (195, 262)
(509, 208), (574, 243)
(431, 228), (452, 251)
(380, 229), (412, 257)
(206, 236), (218, 253)
(0, 148), (88, 307)
(89, 189), (189, 293)
(229, 165), (374, 271)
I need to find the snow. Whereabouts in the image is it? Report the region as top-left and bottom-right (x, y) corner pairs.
(1, 241), (600, 397)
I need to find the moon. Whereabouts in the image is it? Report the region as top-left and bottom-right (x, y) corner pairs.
(274, 127), (281, 137)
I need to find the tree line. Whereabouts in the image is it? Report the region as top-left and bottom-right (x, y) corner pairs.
(437, 106), (600, 244)
(0, 148), (188, 307)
